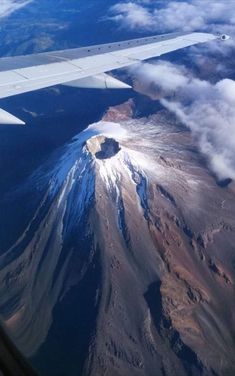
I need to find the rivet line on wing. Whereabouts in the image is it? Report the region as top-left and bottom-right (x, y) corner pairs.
(109, 52), (140, 65)
(48, 55), (84, 71)
(12, 70), (29, 80)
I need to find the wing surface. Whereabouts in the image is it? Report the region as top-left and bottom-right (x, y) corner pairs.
(0, 32), (218, 99)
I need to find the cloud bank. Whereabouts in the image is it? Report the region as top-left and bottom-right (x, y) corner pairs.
(130, 62), (235, 180)
(0, 0), (32, 18)
(109, 0), (235, 36)
(110, 1), (235, 180)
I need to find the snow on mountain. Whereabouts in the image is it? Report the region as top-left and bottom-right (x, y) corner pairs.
(0, 104), (234, 376)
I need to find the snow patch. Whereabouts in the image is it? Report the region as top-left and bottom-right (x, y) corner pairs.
(83, 121), (128, 141)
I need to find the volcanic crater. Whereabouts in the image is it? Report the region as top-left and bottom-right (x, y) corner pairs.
(86, 136), (121, 160)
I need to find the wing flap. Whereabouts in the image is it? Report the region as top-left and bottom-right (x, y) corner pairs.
(17, 61), (83, 80)
(0, 55), (134, 98)
(64, 73), (131, 89)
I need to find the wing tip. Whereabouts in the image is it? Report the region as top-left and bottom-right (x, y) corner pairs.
(219, 34), (230, 41)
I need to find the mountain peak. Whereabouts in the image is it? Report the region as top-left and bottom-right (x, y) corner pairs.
(86, 135), (121, 160)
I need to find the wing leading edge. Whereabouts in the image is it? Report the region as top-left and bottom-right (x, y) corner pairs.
(0, 32), (228, 123)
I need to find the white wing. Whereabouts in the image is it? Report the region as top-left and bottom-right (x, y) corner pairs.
(0, 32), (219, 99)
(0, 32), (225, 124)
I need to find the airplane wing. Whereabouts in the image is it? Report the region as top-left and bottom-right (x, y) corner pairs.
(0, 31), (225, 124)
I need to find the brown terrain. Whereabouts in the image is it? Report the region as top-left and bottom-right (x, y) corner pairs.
(0, 99), (234, 376)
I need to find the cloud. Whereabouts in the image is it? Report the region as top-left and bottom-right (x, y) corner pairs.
(109, 0), (235, 70)
(130, 61), (235, 180)
(109, 2), (153, 29)
(130, 61), (188, 93)
(109, 0), (235, 37)
(110, 1), (235, 180)
(0, 0), (32, 18)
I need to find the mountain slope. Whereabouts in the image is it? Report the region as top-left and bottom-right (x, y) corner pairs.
(0, 102), (234, 376)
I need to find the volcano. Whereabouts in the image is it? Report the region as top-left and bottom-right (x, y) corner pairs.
(0, 101), (234, 376)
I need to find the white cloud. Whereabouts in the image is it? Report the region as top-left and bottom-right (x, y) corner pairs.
(109, 0), (235, 37)
(0, 0), (32, 18)
(130, 61), (235, 180)
(110, 1), (235, 180)
(130, 61), (188, 92)
(110, 2), (153, 29)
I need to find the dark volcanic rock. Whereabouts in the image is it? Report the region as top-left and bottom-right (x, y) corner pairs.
(86, 136), (121, 160)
